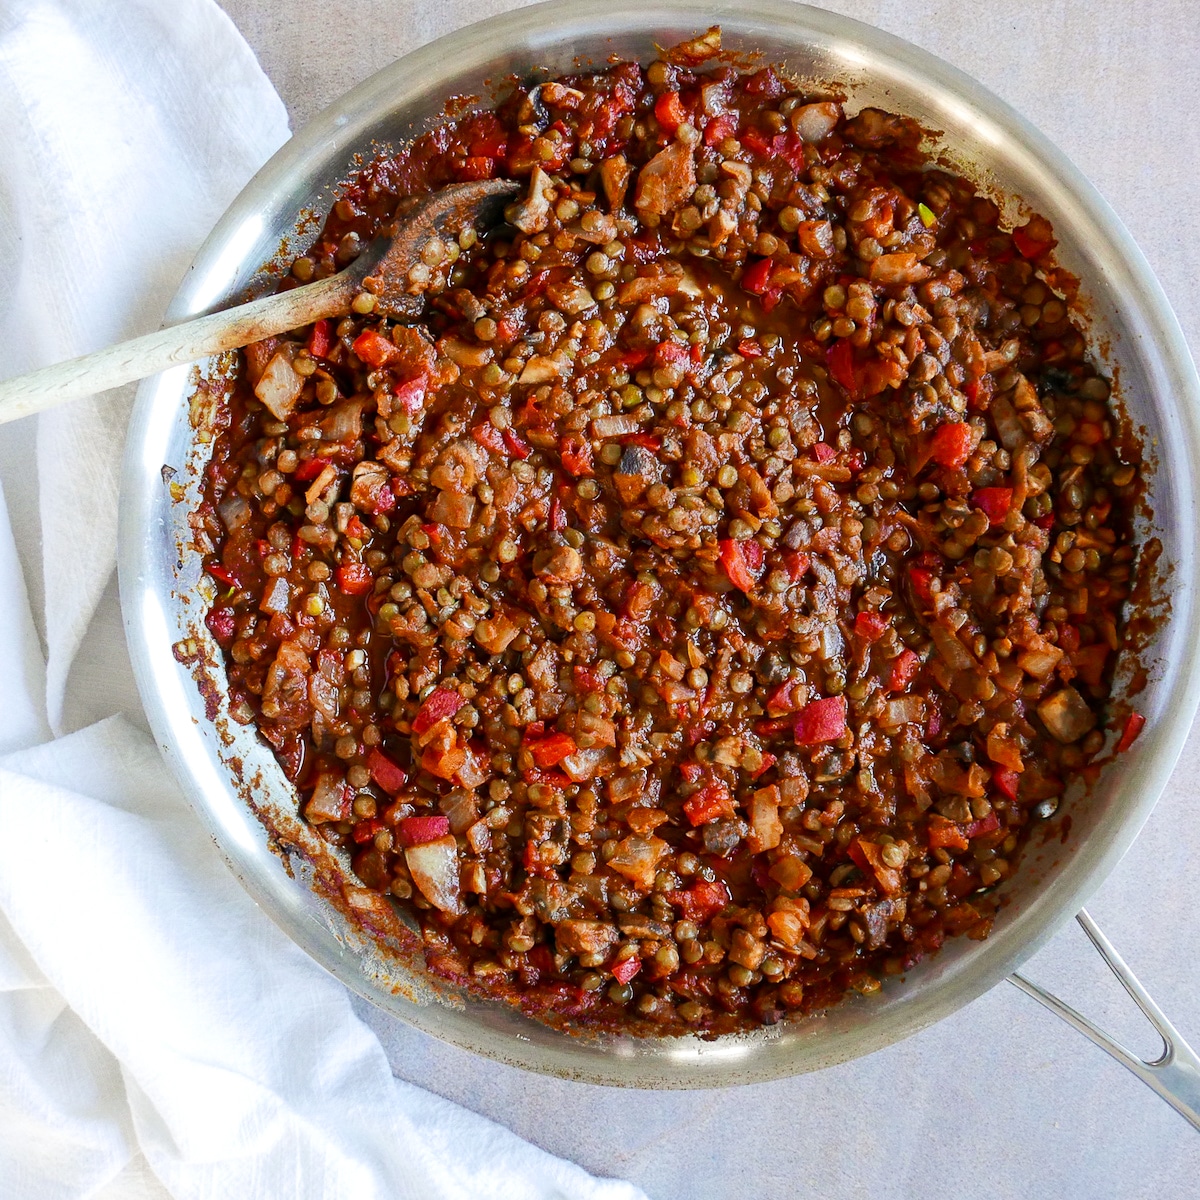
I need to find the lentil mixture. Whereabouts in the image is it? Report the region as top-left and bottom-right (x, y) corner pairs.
(197, 30), (1146, 1035)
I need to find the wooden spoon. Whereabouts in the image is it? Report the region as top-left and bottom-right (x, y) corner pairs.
(0, 178), (518, 425)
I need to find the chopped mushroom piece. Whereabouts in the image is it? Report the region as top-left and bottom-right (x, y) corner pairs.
(554, 919), (619, 959)
(634, 141), (696, 217)
(507, 166), (554, 234)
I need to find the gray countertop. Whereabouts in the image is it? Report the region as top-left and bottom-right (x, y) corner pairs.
(214, 2), (1200, 1195)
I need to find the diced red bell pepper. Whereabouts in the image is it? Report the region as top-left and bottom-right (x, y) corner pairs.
(737, 338), (763, 358)
(929, 422), (974, 470)
(393, 375), (428, 414)
(908, 567), (934, 605)
(741, 257), (775, 296)
(351, 818), (383, 845)
(571, 664), (604, 693)
(972, 486), (1013, 525)
(519, 268), (551, 300)
(351, 329), (399, 369)
(888, 648), (920, 693)
(655, 340), (688, 365)
(927, 814), (969, 852)
(854, 611), (889, 642)
(472, 421), (506, 455)
(523, 766), (572, 790)
(826, 338), (857, 393)
(964, 812), (1000, 839)
(740, 127), (775, 157)
(812, 442), (837, 464)
(783, 550), (811, 582)
(293, 456), (328, 483)
(704, 113), (737, 146)
(526, 944), (555, 978)
(992, 767), (1020, 802)
(1012, 222), (1056, 260)
(548, 495), (566, 533)
(719, 538), (760, 594)
(755, 717), (793, 737)
(367, 748), (407, 795)
(458, 156), (498, 181)
(335, 560), (373, 595)
(205, 606), (237, 645)
(396, 814), (451, 847)
(620, 432), (662, 451)
(307, 318), (332, 358)
(766, 680), (802, 713)
(559, 434), (594, 477)
(502, 428), (531, 460)
(760, 287), (783, 312)
(778, 132), (808, 173)
(528, 731), (578, 769)
(793, 695), (847, 746)
(679, 761), (703, 784)
(654, 90), (686, 134)
(750, 752), (777, 780)
(612, 956), (642, 985)
(1116, 711), (1146, 754)
(666, 878), (731, 924)
(205, 562), (240, 588)
(683, 781), (735, 827)
(412, 687), (463, 735)
(467, 117), (508, 158)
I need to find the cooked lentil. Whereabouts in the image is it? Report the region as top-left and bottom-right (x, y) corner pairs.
(198, 30), (1144, 1036)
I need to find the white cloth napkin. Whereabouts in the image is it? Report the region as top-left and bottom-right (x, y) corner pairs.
(0, 3), (646, 1197)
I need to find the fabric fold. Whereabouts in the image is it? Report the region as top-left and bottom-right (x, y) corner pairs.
(0, 0), (290, 731)
(0, 719), (643, 1200)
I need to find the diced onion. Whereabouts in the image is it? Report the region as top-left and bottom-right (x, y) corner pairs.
(254, 348), (303, 420)
(259, 575), (290, 615)
(405, 836), (464, 914)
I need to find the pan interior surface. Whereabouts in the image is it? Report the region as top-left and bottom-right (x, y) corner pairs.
(118, 0), (1200, 1087)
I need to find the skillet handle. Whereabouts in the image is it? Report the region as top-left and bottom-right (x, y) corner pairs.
(1009, 909), (1200, 1132)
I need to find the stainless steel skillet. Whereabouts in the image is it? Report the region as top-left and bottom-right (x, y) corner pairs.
(118, 0), (1200, 1120)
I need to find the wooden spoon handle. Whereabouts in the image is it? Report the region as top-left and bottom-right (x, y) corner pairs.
(0, 270), (356, 425)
